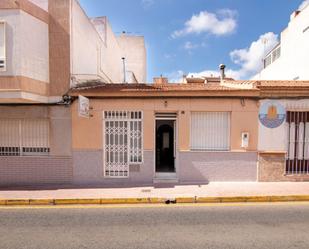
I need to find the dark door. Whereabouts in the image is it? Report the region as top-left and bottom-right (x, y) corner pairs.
(155, 120), (175, 172)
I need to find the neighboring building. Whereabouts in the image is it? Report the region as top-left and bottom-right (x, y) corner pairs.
(0, 0), (146, 186)
(253, 4), (309, 80)
(223, 80), (309, 181)
(117, 33), (147, 83)
(257, 81), (309, 181)
(0, 0), (147, 103)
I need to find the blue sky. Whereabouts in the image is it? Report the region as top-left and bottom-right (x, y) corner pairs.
(79, 0), (308, 82)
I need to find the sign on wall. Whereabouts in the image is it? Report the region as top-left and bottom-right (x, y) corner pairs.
(78, 95), (90, 118)
(259, 101), (286, 129)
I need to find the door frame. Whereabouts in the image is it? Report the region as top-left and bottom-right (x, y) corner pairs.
(153, 113), (178, 178)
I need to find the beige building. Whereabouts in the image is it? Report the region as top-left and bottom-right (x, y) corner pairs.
(69, 78), (309, 185)
(257, 81), (309, 181)
(69, 79), (260, 185)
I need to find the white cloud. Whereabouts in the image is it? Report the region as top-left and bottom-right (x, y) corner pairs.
(164, 53), (175, 59)
(172, 9), (237, 38)
(167, 70), (185, 83)
(187, 70), (219, 78)
(299, 0), (309, 10)
(168, 32), (279, 81)
(186, 69), (244, 80)
(184, 41), (199, 50)
(167, 69), (242, 83)
(141, 0), (154, 9)
(229, 32), (279, 78)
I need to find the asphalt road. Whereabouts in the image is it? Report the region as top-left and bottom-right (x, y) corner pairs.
(0, 203), (309, 249)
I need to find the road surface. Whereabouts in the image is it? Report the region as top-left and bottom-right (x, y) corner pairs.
(0, 202), (309, 249)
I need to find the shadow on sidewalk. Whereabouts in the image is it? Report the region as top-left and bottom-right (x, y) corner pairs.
(0, 182), (208, 191)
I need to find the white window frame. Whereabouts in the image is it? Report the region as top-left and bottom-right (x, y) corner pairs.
(0, 118), (50, 156)
(272, 46), (281, 63)
(0, 21), (6, 72)
(264, 54), (272, 68)
(103, 111), (143, 178)
(190, 112), (231, 151)
(263, 45), (281, 69)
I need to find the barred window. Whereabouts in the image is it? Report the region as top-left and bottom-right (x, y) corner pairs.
(0, 119), (50, 156)
(191, 112), (230, 151)
(104, 111), (143, 178)
(286, 111), (309, 175)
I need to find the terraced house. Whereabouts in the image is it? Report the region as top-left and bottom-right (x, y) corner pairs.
(69, 78), (309, 185)
(0, 0), (308, 187)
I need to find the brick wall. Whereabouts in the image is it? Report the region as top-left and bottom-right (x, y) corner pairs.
(258, 152), (309, 181)
(0, 156), (73, 186)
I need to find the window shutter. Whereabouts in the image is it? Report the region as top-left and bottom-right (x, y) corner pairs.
(191, 112), (230, 151)
(0, 119), (50, 156)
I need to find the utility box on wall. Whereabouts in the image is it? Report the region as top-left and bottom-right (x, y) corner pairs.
(241, 132), (249, 149)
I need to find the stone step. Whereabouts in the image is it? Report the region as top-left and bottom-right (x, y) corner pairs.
(153, 173), (178, 184)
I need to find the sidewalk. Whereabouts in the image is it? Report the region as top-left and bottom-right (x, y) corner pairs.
(0, 182), (309, 204)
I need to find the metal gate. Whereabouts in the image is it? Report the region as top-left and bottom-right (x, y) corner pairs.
(103, 111), (142, 178)
(286, 111), (309, 174)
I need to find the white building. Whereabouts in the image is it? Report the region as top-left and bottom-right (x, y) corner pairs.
(0, 0), (147, 103)
(253, 3), (309, 80)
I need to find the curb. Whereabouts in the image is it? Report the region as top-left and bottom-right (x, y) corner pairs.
(0, 195), (309, 206)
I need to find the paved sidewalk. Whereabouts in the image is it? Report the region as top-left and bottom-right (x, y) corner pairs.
(0, 182), (309, 200)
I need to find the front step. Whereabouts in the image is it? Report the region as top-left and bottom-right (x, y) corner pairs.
(153, 173), (178, 184)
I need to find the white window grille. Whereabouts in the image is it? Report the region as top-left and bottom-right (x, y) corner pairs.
(286, 111), (309, 174)
(0, 21), (6, 71)
(191, 112), (230, 151)
(104, 111), (143, 178)
(0, 119), (50, 156)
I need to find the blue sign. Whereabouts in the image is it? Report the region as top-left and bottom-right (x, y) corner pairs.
(259, 101), (286, 129)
